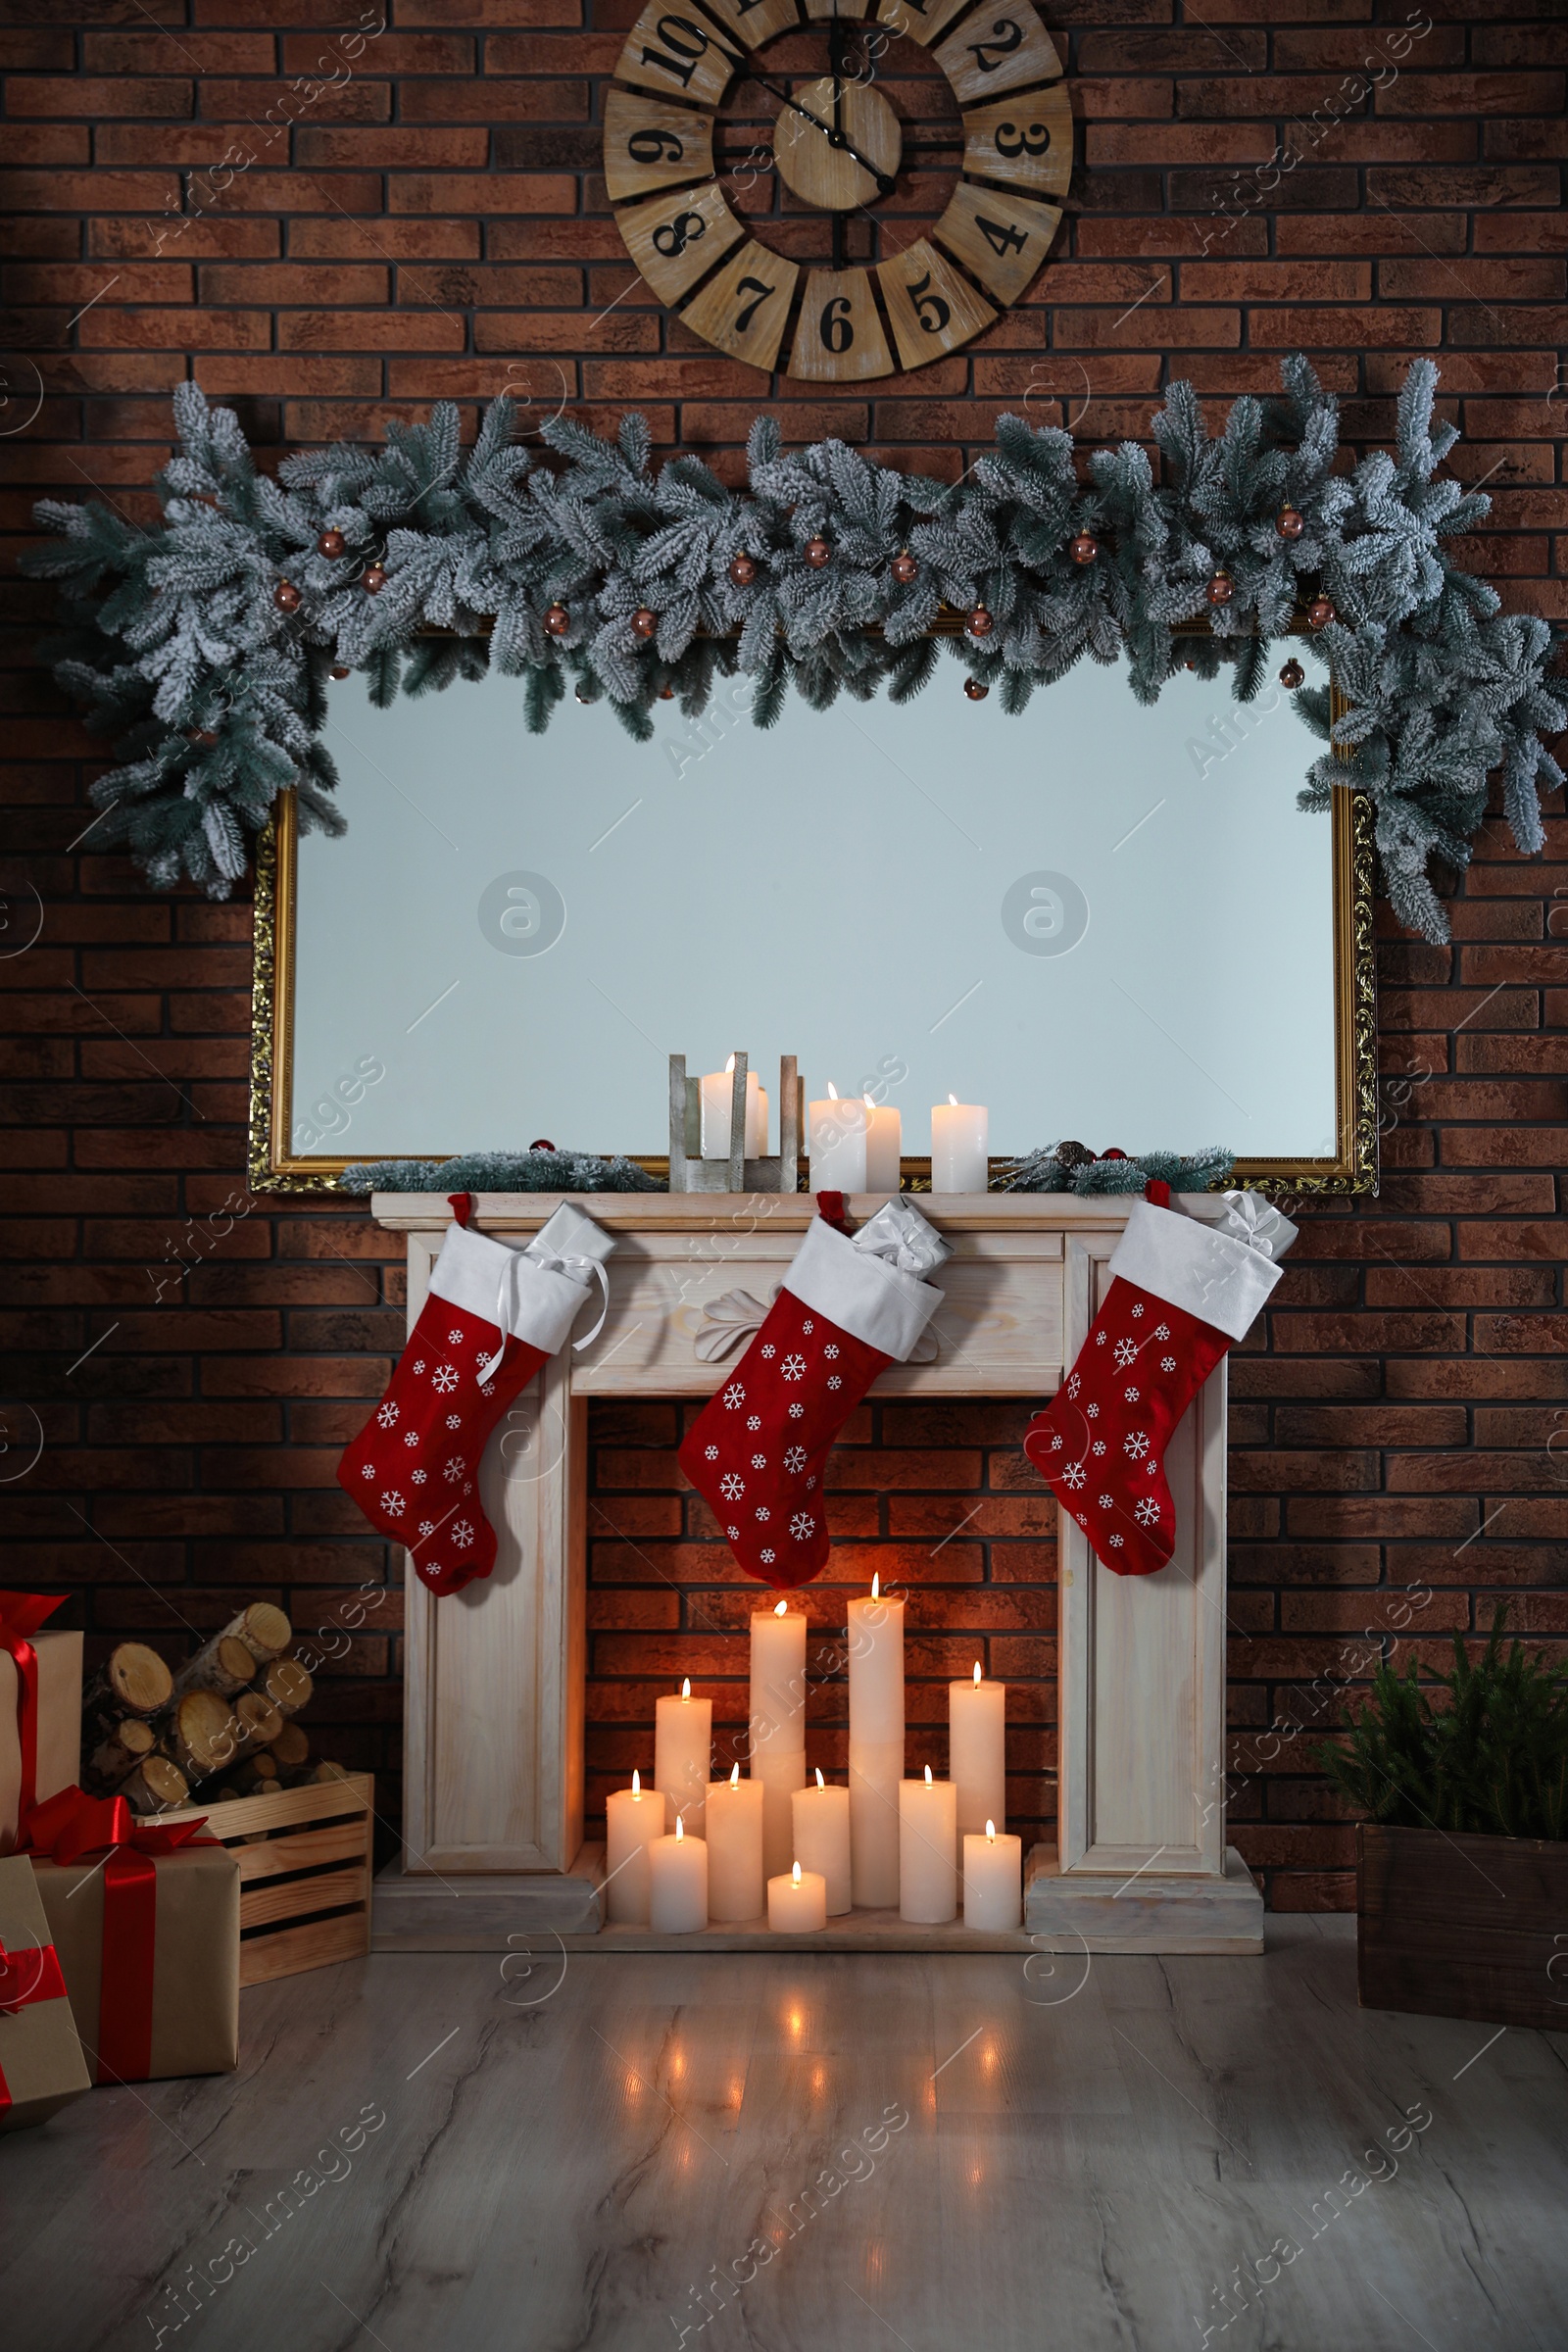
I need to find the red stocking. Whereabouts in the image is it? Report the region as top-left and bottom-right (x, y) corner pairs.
(1023, 1184), (1295, 1576)
(679, 1197), (950, 1589)
(338, 1196), (613, 1596)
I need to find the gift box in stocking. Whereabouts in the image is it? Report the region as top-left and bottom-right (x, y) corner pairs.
(0, 1592), (82, 1857)
(1023, 1185), (1296, 1576)
(0, 1852), (91, 2132)
(339, 1197), (615, 1597)
(26, 1786), (241, 2085)
(680, 1198), (951, 1590)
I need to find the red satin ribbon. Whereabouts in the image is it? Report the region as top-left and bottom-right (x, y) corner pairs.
(0, 1935), (71, 2120)
(0, 1592), (66, 1831)
(815, 1190), (853, 1235)
(23, 1786), (214, 2086)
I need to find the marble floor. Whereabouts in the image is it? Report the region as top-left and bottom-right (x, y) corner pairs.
(1, 1918), (1564, 2352)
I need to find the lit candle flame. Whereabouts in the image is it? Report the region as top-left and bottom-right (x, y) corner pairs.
(792, 1861), (802, 1887)
(863, 1092), (875, 1110)
(632, 1769), (641, 1795)
(949, 1093), (958, 1106)
(681, 1676), (691, 1700)
(924, 1765), (933, 1786)
(986, 1819), (996, 1842)
(730, 1761), (740, 1788)
(827, 1081), (839, 1100)
(871, 1572), (880, 1600)
(774, 1597), (788, 1616)
(675, 1815), (684, 1841)
(724, 1053), (736, 1073)
(973, 1661), (982, 1686)
(815, 1767), (825, 1789)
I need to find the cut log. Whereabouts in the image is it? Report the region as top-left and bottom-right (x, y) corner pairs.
(171, 1633), (259, 1703)
(82, 1642), (173, 1721)
(232, 1691), (283, 1756)
(229, 1755), (280, 1793)
(221, 1603), (291, 1665)
(88, 1715), (156, 1788)
(270, 1720), (310, 1772)
(259, 1656), (312, 1718)
(162, 1688), (240, 1782)
(121, 1755), (189, 1816)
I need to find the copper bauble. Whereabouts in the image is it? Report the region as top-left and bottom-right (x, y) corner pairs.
(1069, 531), (1099, 566)
(273, 579), (301, 613)
(330, 663), (351, 680)
(184, 726), (219, 748)
(963, 677), (989, 701)
(632, 607), (658, 639)
(1205, 570), (1234, 607)
(967, 606), (994, 638)
(317, 527), (346, 559)
(728, 554), (758, 588)
(1276, 507), (1304, 541)
(1280, 658), (1305, 690)
(1308, 594), (1336, 629)
(804, 536), (830, 569)
(892, 551), (918, 585)
(544, 603), (570, 636)
(363, 564), (387, 595)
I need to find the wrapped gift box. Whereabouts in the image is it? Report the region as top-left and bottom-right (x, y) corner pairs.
(0, 1853), (92, 2132)
(0, 1595), (82, 1856)
(29, 1792), (241, 2084)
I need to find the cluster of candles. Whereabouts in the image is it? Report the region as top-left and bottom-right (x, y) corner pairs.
(604, 1585), (1023, 1936)
(697, 1058), (990, 1193)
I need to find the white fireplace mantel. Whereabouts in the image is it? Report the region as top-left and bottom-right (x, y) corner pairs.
(368, 1192), (1263, 1954)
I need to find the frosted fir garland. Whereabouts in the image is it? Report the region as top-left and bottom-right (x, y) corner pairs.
(25, 357), (1562, 944)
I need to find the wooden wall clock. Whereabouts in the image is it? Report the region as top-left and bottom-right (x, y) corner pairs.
(605, 0), (1071, 381)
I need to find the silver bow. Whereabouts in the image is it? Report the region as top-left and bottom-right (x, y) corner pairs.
(695, 1283), (938, 1364)
(853, 1198), (953, 1278)
(1218, 1190), (1297, 1262)
(476, 1236), (612, 1384)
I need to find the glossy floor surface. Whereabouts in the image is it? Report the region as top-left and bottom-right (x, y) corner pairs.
(1, 1917), (1564, 2352)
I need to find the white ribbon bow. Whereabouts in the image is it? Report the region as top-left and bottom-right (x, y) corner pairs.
(1218, 1190), (1294, 1262)
(476, 1234), (612, 1385)
(853, 1199), (952, 1278)
(695, 1284), (939, 1364)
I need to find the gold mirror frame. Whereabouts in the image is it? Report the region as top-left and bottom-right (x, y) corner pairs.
(249, 682), (1377, 1199)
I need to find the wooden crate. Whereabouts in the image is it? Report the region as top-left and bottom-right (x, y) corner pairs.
(1358, 1821), (1568, 2032)
(160, 1770), (374, 1988)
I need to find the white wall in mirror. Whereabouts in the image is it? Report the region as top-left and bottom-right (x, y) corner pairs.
(291, 653), (1337, 1163)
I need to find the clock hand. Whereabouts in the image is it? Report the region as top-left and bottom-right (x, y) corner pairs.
(745, 70), (898, 200)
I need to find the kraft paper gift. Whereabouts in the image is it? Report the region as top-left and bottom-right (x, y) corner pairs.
(27, 1788), (240, 2084)
(0, 1852), (92, 2132)
(0, 1593), (82, 1856)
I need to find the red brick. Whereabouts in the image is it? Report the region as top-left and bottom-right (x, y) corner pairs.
(10, 77), (194, 118)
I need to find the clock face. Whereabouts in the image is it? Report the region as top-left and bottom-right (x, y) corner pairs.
(605, 0), (1071, 382)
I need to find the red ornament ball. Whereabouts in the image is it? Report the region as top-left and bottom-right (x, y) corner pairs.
(1308, 594), (1337, 630)
(1280, 658), (1305, 690)
(330, 663), (351, 680)
(1205, 570), (1234, 608)
(528, 1137), (557, 1152)
(544, 603), (570, 637)
(659, 685), (674, 701)
(317, 527), (346, 559)
(967, 606), (994, 638)
(273, 579), (302, 613)
(1276, 506), (1304, 541)
(804, 536), (830, 569)
(1069, 532), (1099, 566)
(728, 554), (758, 588)
(892, 551), (919, 586)
(963, 678), (989, 702)
(632, 607), (658, 640)
(362, 564), (387, 596)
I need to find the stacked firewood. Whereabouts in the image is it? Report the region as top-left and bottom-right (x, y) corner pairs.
(83, 1605), (333, 1813)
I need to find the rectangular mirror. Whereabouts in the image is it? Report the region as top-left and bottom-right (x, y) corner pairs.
(251, 655), (1374, 1193)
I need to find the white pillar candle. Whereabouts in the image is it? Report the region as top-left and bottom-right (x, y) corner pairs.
(899, 1765), (958, 1924)
(767, 1859), (827, 1934)
(848, 1574), (905, 1908)
(808, 1085), (867, 1192)
(655, 1677), (712, 1834)
(700, 1054), (767, 1157)
(750, 1599), (808, 1880)
(962, 1821), (1022, 1932)
(930, 1095), (989, 1192)
(705, 1763), (765, 1922)
(791, 1769), (852, 1915)
(649, 1816), (708, 1933)
(863, 1097), (902, 1193)
(949, 1661), (1006, 1838)
(605, 1768), (663, 1925)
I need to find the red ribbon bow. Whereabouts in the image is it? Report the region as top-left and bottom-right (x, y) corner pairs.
(0, 1933), (71, 2122)
(22, 1785), (214, 2086)
(0, 1592), (66, 1833)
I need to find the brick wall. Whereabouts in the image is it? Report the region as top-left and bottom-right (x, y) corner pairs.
(1, 2), (1563, 1901)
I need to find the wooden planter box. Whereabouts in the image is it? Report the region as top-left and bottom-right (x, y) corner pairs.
(1357, 1822), (1568, 2032)
(160, 1769), (374, 1988)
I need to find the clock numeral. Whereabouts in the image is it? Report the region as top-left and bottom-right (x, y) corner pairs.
(627, 126), (686, 164)
(993, 120), (1051, 159)
(652, 208), (709, 258)
(819, 295), (855, 355)
(966, 16), (1023, 72)
(974, 212), (1028, 259)
(733, 275), (773, 333)
(639, 13), (711, 88)
(906, 270), (951, 335)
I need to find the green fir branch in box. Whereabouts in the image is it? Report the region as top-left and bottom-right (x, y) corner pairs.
(1316, 1605), (1568, 1844)
(25, 360), (1565, 942)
